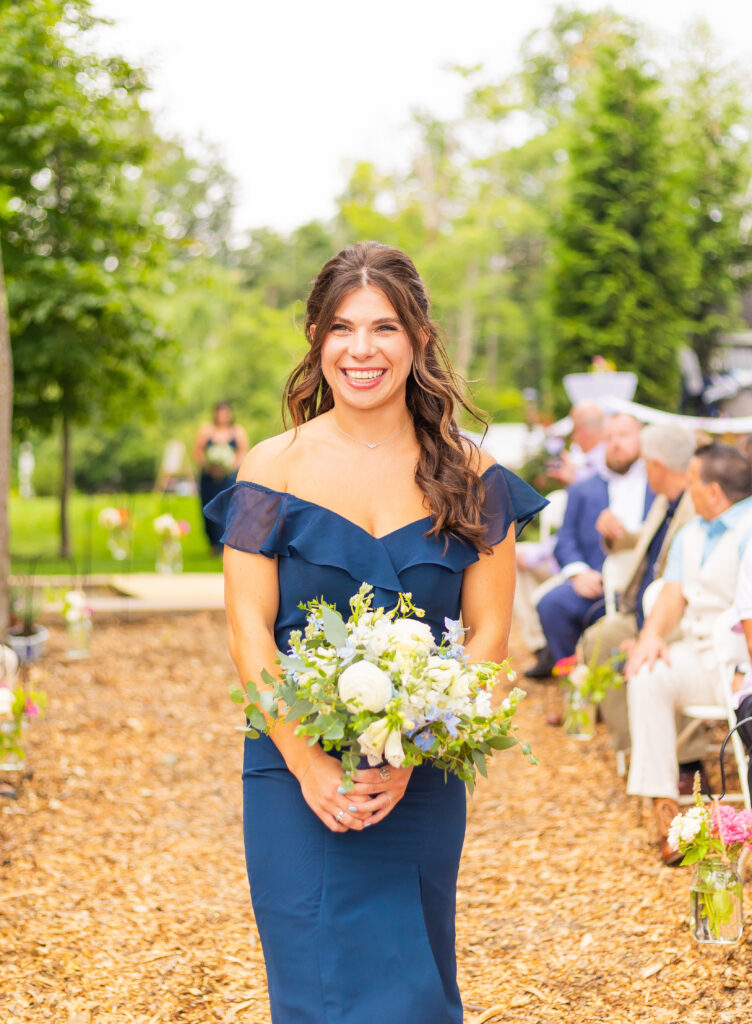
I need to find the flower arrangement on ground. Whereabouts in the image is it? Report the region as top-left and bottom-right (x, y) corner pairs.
(552, 652), (624, 738)
(0, 671), (46, 770)
(231, 584), (535, 792)
(204, 443), (236, 476)
(668, 779), (752, 943)
(153, 514), (190, 573)
(98, 506), (132, 561)
(62, 589), (93, 658)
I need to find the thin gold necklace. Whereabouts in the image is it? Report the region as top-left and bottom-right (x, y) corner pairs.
(332, 417), (410, 449)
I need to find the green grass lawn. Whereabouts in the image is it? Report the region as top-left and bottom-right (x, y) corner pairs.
(9, 491), (223, 575)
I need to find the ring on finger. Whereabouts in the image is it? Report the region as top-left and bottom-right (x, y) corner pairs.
(335, 809), (345, 823)
(379, 766), (391, 781)
(386, 793), (392, 806)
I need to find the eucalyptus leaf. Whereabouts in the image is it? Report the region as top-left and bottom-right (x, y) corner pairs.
(319, 604), (348, 649)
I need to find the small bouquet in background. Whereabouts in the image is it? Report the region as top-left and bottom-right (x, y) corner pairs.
(0, 670), (46, 771)
(231, 584), (535, 792)
(553, 653), (624, 739)
(98, 506), (132, 561)
(205, 443), (236, 475)
(153, 514), (190, 574)
(668, 781), (752, 943)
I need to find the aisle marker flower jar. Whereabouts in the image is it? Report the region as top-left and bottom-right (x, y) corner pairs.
(153, 514), (190, 573)
(552, 653), (624, 740)
(62, 589), (93, 659)
(0, 670), (46, 773)
(98, 506), (132, 561)
(668, 781), (752, 945)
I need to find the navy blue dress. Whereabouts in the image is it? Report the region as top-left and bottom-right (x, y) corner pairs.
(205, 464), (545, 1024)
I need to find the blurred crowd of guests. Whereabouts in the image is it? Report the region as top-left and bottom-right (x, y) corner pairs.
(514, 405), (752, 865)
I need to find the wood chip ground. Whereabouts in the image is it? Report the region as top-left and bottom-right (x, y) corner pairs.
(1, 613), (750, 1022)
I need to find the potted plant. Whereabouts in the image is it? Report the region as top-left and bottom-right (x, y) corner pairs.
(6, 575), (49, 664)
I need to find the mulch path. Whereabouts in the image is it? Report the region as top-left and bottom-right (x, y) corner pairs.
(1, 612), (750, 1023)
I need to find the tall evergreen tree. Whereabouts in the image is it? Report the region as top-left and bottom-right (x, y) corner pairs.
(549, 44), (697, 410)
(0, 0), (171, 556)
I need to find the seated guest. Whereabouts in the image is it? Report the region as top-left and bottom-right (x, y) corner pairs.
(581, 423), (697, 756)
(517, 403), (605, 670)
(625, 442), (752, 864)
(530, 414), (652, 677)
(731, 542), (752, 800)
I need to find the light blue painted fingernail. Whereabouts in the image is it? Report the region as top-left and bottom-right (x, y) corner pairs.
(348, 805), (357, 812)
(364, 821), (372, 828)
(337, 785), (346, 795)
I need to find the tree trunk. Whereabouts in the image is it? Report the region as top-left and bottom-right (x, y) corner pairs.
(60, 411), (73, 560)
(485, 327), (499, 390)
(0, 242), (11, 633)
(455, 262), (479, 382)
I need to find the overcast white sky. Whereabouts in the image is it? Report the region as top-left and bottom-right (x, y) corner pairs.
(89, 1), (752, 234)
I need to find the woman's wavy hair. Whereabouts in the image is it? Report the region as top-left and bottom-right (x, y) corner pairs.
(283, 241), (491, 550)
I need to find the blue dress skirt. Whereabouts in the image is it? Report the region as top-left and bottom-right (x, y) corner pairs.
(205, 464), (545, 1023)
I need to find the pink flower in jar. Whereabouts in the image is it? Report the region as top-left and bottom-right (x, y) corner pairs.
(24, 698), (39, 717)
(711, 803), (752, 846)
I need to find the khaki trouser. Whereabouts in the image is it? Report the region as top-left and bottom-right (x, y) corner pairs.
(581, 614), (708, 763)
(626, 639), (721, 800)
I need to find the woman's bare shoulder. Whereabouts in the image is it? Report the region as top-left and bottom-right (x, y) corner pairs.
(236, 428), (299, 489)
(460, 436), (496, 476)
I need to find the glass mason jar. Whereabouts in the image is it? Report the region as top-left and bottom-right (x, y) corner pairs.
(0, 718), (27, 772)
(690, 859), (743, 944)
(156, 536), (183, 574)
(66, 617), (92, 660)
(563, 689), (596, 740)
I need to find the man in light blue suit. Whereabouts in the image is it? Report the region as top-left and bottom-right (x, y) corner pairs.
(532, 414), (653, 672)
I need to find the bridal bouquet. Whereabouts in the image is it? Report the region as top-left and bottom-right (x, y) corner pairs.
(231, 584), (534, 792)
(205, 443), (236, 474)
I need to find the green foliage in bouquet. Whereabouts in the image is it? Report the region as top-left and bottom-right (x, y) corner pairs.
(231, 584), (536, 793)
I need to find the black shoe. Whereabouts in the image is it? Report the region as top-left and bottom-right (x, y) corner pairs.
(678, 761), (710, 796)
(524, 646), (556, 679)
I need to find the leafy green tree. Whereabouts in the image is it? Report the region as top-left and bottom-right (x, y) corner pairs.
(0, 0), (172, 556)
(0, 238), (11, 630)
(670, 25), (752, 371)
(548, 42), (697, 410)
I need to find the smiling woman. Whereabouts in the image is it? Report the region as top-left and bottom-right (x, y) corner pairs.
(205, 241), (546, 1024)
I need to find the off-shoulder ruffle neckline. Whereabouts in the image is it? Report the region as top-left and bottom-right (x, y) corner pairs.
(233, 463), (500, 542)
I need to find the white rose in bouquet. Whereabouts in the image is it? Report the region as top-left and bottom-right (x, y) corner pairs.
(338, 661), (393, 713)
(568, 664), (589, 690)
(425, 655), (469, 700)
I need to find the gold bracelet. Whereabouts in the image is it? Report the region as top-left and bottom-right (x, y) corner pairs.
(298, 750), (325, 784)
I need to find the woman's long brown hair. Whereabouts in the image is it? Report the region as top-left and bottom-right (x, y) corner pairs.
(283, 242), (491, 551)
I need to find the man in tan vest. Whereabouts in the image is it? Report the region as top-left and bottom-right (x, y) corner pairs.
(624, 442), (752, 864)
(581, 423), (697, 756)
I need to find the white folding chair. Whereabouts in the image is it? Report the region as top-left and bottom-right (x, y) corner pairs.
(677, 608), (750, 808)
(538, 489), (567, 544)
(601, 549), (635, 618)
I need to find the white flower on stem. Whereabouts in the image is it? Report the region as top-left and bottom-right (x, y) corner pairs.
(358, 717), (391, 764)
(153, 514), (181, 538)
(568, 664), (589, 690)
(384, 728), (406, 767)
(98, 507), (123, 529)
(0, 686), (14, 717)
(338, 661), (393, 713)
(474, 690), (492, 718)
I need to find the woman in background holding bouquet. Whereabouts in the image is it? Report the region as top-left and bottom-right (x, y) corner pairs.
(193, 401), (248, 553)
(206, 243), (545, 1023)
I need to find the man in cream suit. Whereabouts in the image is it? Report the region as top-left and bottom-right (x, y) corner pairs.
(581, 423), (697, 755)
(624, 442), (752, 864)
